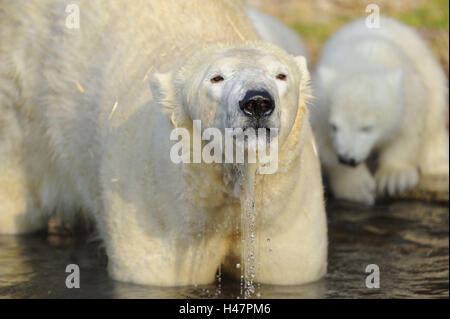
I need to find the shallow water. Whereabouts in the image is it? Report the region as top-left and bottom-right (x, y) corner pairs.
(0, 199), (448, 299)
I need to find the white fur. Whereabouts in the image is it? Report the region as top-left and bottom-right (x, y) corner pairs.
(311, 17), (449, 205)
(0, 0), (326, 286)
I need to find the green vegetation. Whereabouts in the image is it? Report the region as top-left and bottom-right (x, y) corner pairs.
(276, 0), (449, 69)
(395, 0), (449, 29)
(291, 21), (343, 44)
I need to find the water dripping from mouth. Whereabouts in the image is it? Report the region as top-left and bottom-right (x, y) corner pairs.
(238, 163), (258, 299)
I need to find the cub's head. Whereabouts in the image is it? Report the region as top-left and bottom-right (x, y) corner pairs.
(151, 41), (310, 146)
(317, 67), (404, 166)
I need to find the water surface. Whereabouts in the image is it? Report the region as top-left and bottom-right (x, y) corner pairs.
(0, 200), (448, 298)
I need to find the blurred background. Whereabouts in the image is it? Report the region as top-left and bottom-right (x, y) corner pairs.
(248, 0), (449, 75)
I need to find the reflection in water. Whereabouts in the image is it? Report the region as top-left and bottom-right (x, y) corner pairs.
(0, 237), (33, 290)
(0, 200), (448, 298)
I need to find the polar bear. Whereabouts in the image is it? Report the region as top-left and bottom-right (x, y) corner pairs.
(311, 17), (449, 205)
(0, 0), (327, 286)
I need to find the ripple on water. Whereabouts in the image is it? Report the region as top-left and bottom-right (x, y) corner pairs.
(0, 200), (447, 298)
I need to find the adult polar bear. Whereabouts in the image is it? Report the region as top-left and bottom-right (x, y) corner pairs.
(0, 0), (327, 286)
(312, 17), (449, 205)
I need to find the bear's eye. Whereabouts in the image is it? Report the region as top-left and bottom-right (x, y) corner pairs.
(330, 123), (338, 132)
(360, 125), (373, 133)
(276, 73), (287, 81)
(210, 75), (224, 83)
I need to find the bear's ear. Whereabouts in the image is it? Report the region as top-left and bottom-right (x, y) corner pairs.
(294, 55), (311, 84)
(294, 55), (312, 103)
(316, 66), (336, 88)
(149, 71), (190, 128)
(150, 71), (176, 124)
(149, 71), (173, 103)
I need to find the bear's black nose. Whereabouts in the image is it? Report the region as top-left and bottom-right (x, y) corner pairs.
(239, 89), (275, 118)
(338, 155), (359, 167)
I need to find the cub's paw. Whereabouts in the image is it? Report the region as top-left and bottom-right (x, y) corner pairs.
(375, 166), (419, 197)
(330, 167), (376, 205)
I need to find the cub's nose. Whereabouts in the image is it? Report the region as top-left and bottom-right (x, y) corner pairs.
(239, 89), (274, 118)
(338, 155), (359, 167)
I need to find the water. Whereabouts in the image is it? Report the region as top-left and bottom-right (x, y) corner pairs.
(239, 163), (257, 299)
(0, 199), (448, 298)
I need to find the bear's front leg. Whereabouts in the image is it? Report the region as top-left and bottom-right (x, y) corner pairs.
(0, 163), (45, 234)
(99, 192), (229, 286)
(223, 212), (328, 286)
(103, 230), (229, 286)
(0, 108), (46, 234)
(327, 163), (376, 205)
(375, 133), (420, 197)
(251, 219), (328, 286)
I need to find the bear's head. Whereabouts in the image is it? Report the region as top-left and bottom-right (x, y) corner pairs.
(150, 41), (310, 148)
(317, 66), (405, 166)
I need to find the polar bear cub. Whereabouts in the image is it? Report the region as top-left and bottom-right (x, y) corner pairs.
(311, 17), (449, 205)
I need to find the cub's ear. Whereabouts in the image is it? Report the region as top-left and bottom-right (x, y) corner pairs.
(316, 66), (336, 88)
(294, 55), (311, 84)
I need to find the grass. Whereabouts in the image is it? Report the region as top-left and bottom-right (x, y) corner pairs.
(395, 0), (449, 28)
